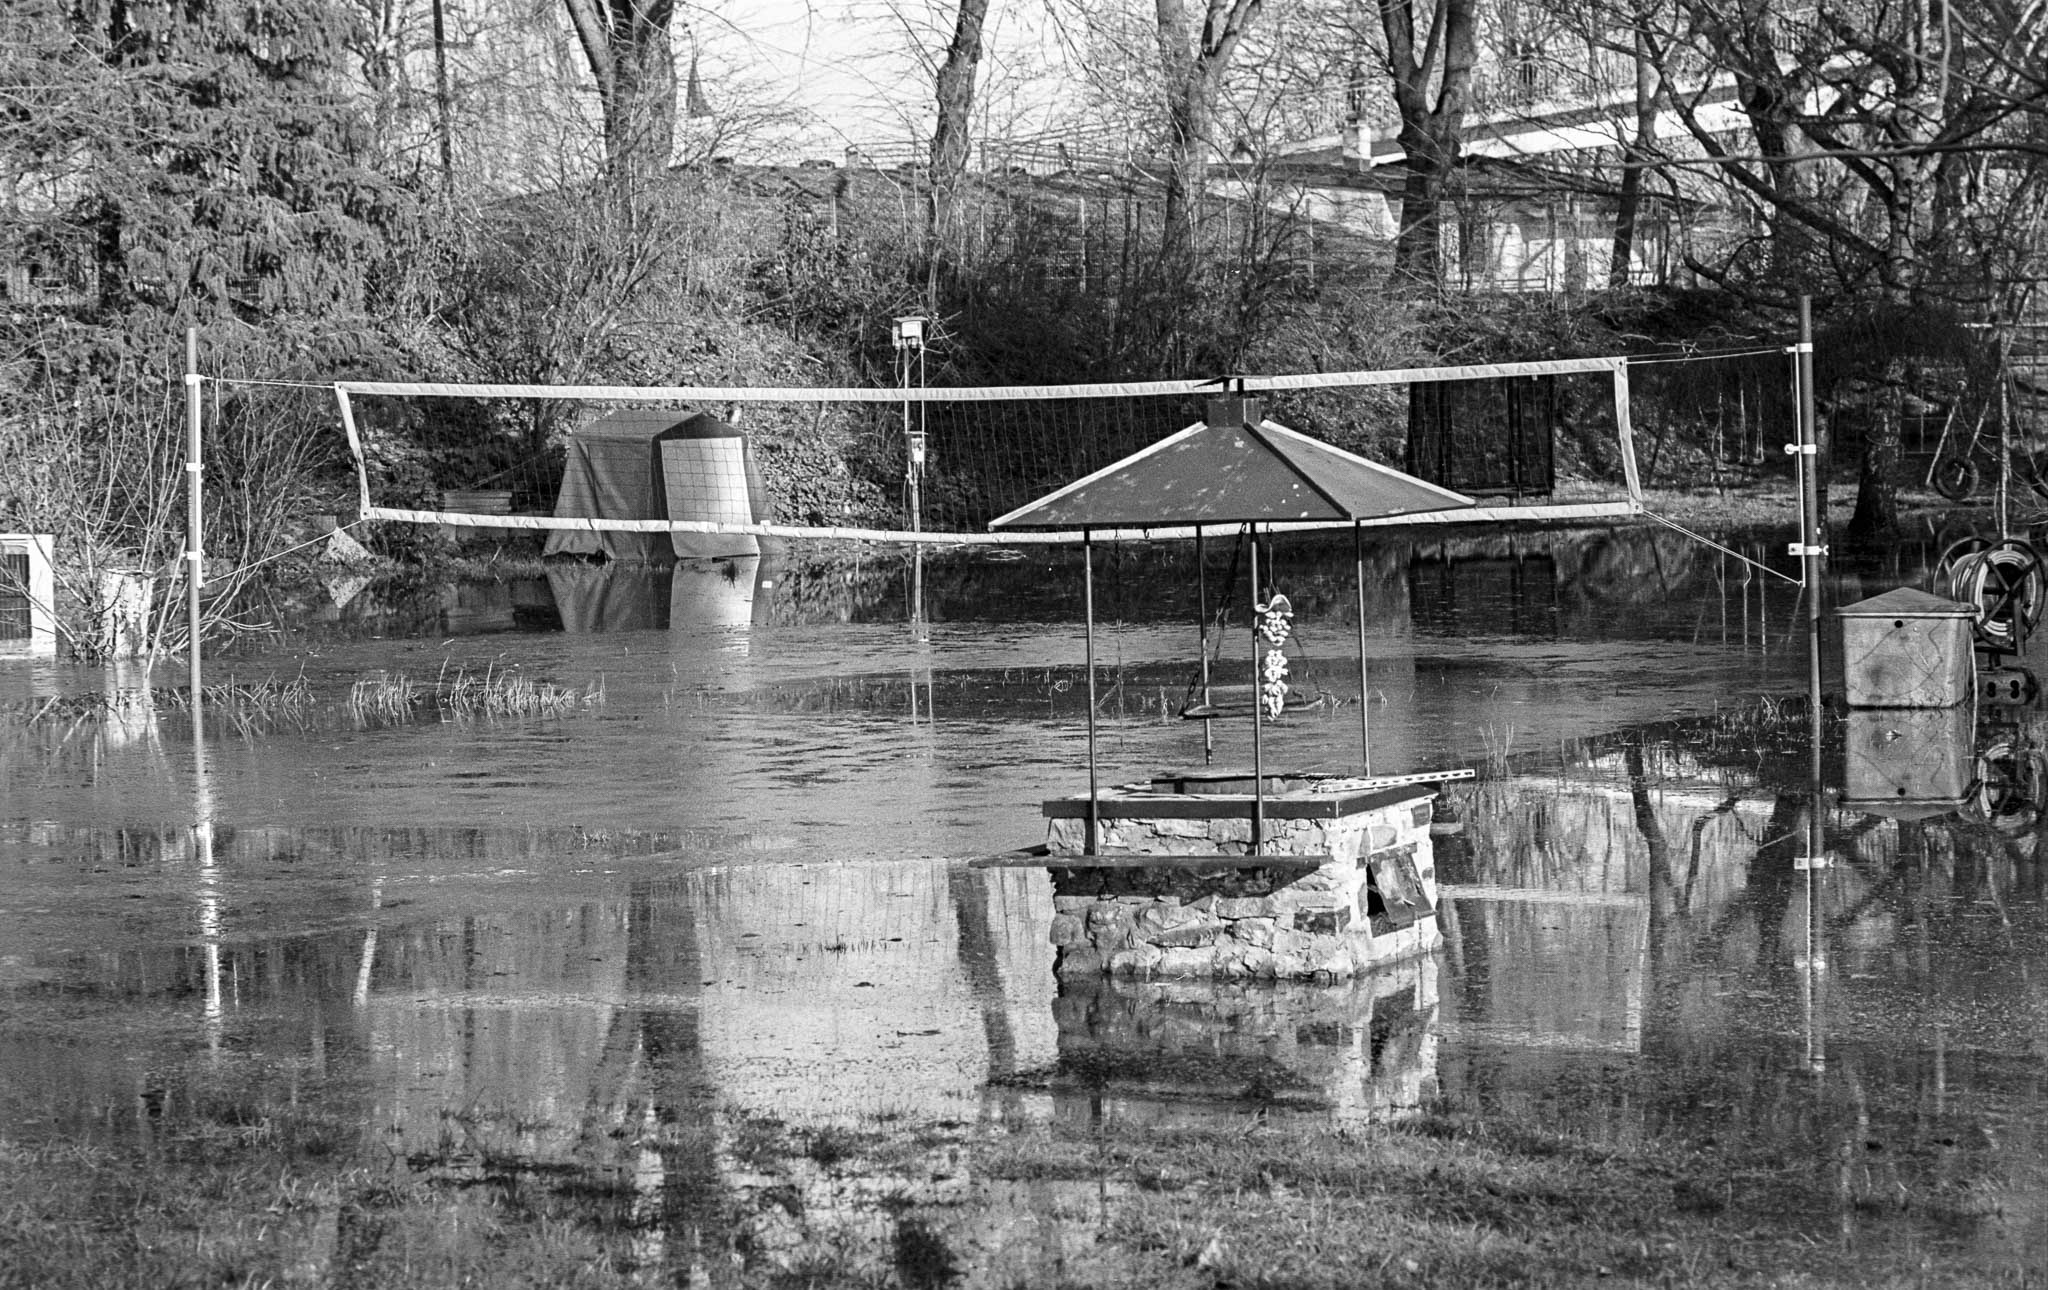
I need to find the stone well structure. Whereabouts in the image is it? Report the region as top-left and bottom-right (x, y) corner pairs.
(1016, 774), (1444, 981)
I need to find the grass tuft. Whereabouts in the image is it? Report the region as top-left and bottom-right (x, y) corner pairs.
(346, 663), (606, 723)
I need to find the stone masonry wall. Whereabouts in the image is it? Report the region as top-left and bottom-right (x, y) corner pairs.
(1045, 791), (1439, 980)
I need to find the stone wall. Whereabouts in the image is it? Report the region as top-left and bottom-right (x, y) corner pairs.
(1044, 790), (1440, 980)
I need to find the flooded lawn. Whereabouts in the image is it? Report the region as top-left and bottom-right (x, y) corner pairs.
(4, 526), (2046, 1286)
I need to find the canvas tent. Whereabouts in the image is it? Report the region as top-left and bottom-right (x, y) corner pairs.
(544, 408), (773, 562)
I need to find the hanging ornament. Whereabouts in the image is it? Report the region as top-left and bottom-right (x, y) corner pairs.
(1254, 594), (1293, 718)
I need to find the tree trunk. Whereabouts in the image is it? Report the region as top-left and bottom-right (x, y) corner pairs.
(929, 0), (990, 240)
(1153, 0), (1264, 262)
(1380, 0), (1479, 290)
(1847, 361), (1905, 545)
(1392, 132), (1451, 286)
(931, 0), (988, 184)
(1846, 0), (1945, 542)
(1610, 28), (1658, 288)
(563, 0), (679, 182)
(430, 0), (454, 194)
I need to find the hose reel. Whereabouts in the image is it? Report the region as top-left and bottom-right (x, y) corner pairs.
(1934, 536), (2045, 653)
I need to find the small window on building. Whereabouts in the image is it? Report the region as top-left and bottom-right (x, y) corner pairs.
(1508, 38), (1543, 100)
(0, 553), (31, 641)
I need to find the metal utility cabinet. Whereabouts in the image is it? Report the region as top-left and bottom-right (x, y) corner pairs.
(1836, 586), (1976, 708)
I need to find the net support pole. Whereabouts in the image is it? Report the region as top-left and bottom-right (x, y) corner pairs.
(183, 326), (204, 710)
(1801, 297), (1827, 1077)
(1083, 531), (1099, 856)
(1613, 362), (1644, 504)
(1796, 296), (1823, 706)
(1355, 522), (1371, 777)
(1249, 527), (1264, 856)
(333, 387), (372, 516)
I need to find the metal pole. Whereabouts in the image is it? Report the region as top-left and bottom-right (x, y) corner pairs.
(1797, 294), (1827, 1079)
(1196, 527), (1213, 764)
(1083, 532), (1099, 855)
(898, 325), (927, 631)
(902, 346), (919, 536)
(1797, 297), (1822, 708)
(184, 326), (204, 709)
(1804, 512), (1827, 1078)
(1355, 522), (1372, 777)
(1249, 527), (1264, 856)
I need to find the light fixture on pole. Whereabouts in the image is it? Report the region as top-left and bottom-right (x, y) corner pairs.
(894, 316), (931, 630)
(891, 315), (927, 351)
(892, 316), (930, 527)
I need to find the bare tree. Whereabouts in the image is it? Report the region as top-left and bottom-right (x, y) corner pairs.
(1378, 0), (1480, 288)
(1636, 0), (1978, 539)
(931, 0), (991, 184)
(561, 0), (680, 179)
(1154, 0), (1266, 255)
(1609, 23), (1661, 287)
(928, 0), (991, 244)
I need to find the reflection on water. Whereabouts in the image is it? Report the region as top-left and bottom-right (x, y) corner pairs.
(1037, 962), (1438, 1125)
(5, 519), (2048, 1277)
(275, 523), (1947, 642)
(547, 556), (775, 634)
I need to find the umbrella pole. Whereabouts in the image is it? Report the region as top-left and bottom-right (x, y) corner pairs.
(1355, 521), (1371, 778)
(1249, 526), (1263, 856)
(1083, 531), (1099, 855)
(1196, 526), (1212, 765)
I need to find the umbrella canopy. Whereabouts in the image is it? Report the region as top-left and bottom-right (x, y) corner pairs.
(987, 415), (1476, 530)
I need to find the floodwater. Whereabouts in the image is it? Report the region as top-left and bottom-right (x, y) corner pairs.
(4, 522), (2047, 1282)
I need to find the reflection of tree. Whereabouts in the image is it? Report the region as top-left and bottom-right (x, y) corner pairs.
(947, 866), (1016, 1078)
(1563, 528), (1702, 610)
(573, 877), (735, 1282)
(1627, 738), (1754, 973)
(1546, 735), (2043, 1232)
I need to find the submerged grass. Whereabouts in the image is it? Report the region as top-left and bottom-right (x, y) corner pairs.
(2, 666), (606, 746)
(348, 662), (607, 722)
(8, 673), (318, 728)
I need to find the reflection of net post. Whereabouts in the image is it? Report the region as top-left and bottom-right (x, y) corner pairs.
(894, 316), (927, 533)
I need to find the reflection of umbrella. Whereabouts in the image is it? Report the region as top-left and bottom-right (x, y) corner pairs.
(990, 397), (1475, 854)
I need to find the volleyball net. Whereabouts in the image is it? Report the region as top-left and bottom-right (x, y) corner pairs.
(316, 351), (1782, 549)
